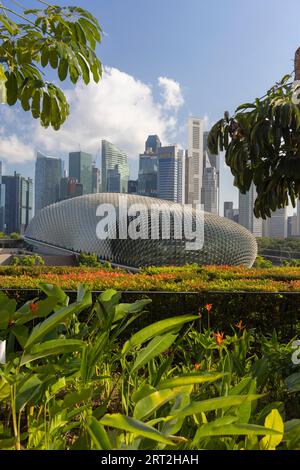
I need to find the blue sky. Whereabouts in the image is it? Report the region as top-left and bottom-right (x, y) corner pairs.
(1, 0), (300, 211)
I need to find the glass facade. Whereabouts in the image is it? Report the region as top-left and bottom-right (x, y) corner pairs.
(25, 193), (257, 268)
(157, 146), (184, 203)
(101, 140), (129, 193)
(2, 172), (33, 234)
(69, 151), (93, 195)
(35, 152), (63, 214)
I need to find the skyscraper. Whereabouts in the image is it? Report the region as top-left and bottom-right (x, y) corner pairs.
(101, 140), (129, 193)
(202, 166), (218, 214)
(157, 145), (184, 203)
(2, 172), (33, 234)
(69, 151), (93, 195)
(128, 180), (138, 194)
(0, 162), (5, 232)
(59, 177), (83, 201)
(35, 152), (63, 214)
(185, 117), (204, 207)
(92, 162), (101, 194)
(263, 208), (288, 238)
(201, 150), (218, 214)
(137, 135), (161, 198)
(138, 154), (158, 198)
(203, 131), (219, 213)
(145, 135), (161, 154)
(239, 183), (263, 237)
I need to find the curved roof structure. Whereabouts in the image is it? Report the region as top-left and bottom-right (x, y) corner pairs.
(25, 193), (257, 268)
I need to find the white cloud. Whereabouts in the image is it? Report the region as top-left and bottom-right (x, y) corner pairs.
(0, 132), (34, 163)
(158, 76), (184, 111)
(0, 67), (185, 165)
(33, 67), (184, 159)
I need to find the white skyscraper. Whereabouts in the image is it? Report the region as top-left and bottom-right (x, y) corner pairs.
(185, 117), (204, 207)
(263, 207), (288, 238)
(239, 183), (263, 237)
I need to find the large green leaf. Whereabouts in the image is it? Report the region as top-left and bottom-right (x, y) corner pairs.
(85, 416), (112, 450)
(192, 416), (282, 445)
(260, 409), (284, 450)
(134, 388), (181, 420)
(16, 375), (42, 411)
(122, 315), (197, 355)
(24, 301), (87, 350)
(157, 372), (225, 390)
(173, 394), (263, 419)
(100, 414), (176, 446)
(21, 339), (85, 365)
(130, 334), (177, 374)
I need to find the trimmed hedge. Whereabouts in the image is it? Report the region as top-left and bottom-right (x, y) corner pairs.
(1, 265), (300, 292)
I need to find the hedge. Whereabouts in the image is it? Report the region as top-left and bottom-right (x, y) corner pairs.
(1, 265), (300, 292)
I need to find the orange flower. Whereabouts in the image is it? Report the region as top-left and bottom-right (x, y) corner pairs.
(194, 363), (201, 371)
(29, 302), (38, 314)
(205, 303), (213, 313)
(235, 320), (246, 331)
(213, 331), (225, 346)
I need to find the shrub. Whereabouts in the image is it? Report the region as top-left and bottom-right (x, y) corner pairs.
(9, 232), (21, 239)
(77, 252), (101, 267)
(11, 255), (45, 267)
(0, 284), (299, 450)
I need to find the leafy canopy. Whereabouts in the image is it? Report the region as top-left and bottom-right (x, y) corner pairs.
(208, 74), (300, 218)
(0, 0), (102, 130)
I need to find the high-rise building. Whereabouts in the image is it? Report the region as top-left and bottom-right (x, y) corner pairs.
(202, 151), (218, 214)
(145, 135), (161, 154)
(35, 152), (63, 214)
(59, 177), (83, 201)
(224, 202), (239, 223)
(288, 214), (298, 237)
(0, 162), (5, 232)
(263, 208), (288, 238)
(185, 117), (204, 207)
(239, 183), (263, 237)
(138, 136), (160, 198)
(157, 145), (184, 203)
(203, 131), (219, 213)
(92, 162), (101, 194)
(101, 140), (129, 193)
(69, 151), (93, 194)
(2, 172), (33, 234)
(128, 180), (138, 194)
(107, 166), (122, 193)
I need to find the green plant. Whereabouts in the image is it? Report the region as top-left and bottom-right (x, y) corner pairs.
(254, 255), (273, 269)
(77, 252), (101, 268)
(0, 284), (299, 450)
(0, 1), (102, 129)
(9, 232), (20, 239)
(208, 72), (300, 218)
(0, 232), (6, 238)
(11, 255), (45, 266)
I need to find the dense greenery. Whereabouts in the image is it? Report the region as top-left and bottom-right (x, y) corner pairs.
(0, 285), (299, 450)
(11, 255), (45, 266)
(208, 74), (300, 218)
(258, 237), (300, 253)
(1, 265), (300, 292)
(0, 1), (102, 129)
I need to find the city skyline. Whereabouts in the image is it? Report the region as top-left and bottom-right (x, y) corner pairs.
(1, 0), (300, 212)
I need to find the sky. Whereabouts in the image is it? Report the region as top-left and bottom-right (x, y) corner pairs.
(1, 0), (300, 212)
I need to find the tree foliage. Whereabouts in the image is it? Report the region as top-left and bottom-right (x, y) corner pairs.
(0, 1), (102, 130)
(208, 74), (300, 218)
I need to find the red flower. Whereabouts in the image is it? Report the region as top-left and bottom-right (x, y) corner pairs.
(235, 320), (246, 331)
(29, 303), (38, 314)
(213, 331), (225, 346)
(194, 363), (201, 371)
(205, 303), (213, 313)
